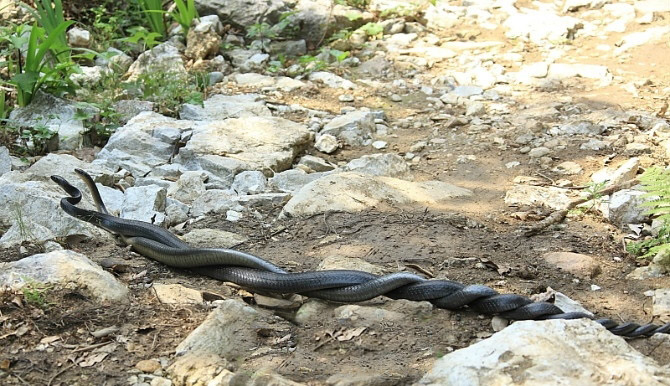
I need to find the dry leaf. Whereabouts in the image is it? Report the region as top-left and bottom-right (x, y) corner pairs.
(79, 352), (109, 368)
(40, 335), (61, 344)
(336, 327), (366, 342)
(0, 358), (10, 370)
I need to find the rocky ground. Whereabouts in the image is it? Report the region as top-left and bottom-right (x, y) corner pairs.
(1, 0), (670, 385)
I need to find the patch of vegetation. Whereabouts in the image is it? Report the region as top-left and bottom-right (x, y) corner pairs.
(171, 0), (199, 35)
(335, 0), (370, 9)
(136, 0), (166, 37)
(626, 167), (670, 260)
(358, 22), (383, 38)
(21, 279), (52, 309)
(123, 71), (205, 116)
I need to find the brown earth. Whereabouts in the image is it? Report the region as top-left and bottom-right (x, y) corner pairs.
(2, 4), (670, 386)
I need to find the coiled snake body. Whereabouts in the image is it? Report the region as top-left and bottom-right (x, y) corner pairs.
(50, 170), (670, 338)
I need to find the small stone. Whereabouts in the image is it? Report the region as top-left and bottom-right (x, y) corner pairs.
(315, 134), (340, 154)
(372, 140), (388, 149)
(338, 94), (355, 102)
(554, 161), (582, 175)
(624, 142), (652, 155)
(491, 316), (509, 332)
(465, 101), (486, 116)
(653, 289), (670, 322)
(136, 359), (161, 373)
(254, 294), (302, 309)
(543, 252), (602, 279)
(299, 155), (336, 172)
(67, 27), (91, 47)
(180, 229), (247, 248)
(153, 284), (203, 304)
(529, 147), (551, 158)
(591, 285), (601, 291)
(226, 210), (242, 222)
(506, 161), (521, 168)
(390, 94), (402, 102)
(231, 171), (267, 195)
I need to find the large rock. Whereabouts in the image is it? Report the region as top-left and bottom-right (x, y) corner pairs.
(8, 91), (95, 150)
(179, 93), (271, 120)
(0, 180), (108, 246)
(175, 299), (292, 360)
(0, 146), (10, 176)
(418, 319), (670, 385)
(96, 112), (190, 176)
(591, 158), (639, 187)
(282, 172), (472, 217)
(125, 42), (186, 80)
(269, 169), (324, 193)
(343, 153), (412, 179)
(178, 116), (312, 174)
(321, 110), (376, 146)
(504, 10), (583, 45)
(195, 0), (287, 29)
(608, 189), (649, 227)
(0, 250), (128, 302)
(122, 185), (167, 225)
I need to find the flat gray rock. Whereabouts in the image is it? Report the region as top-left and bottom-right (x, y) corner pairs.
(418, 319), (670, 385)
(343, 153), (412, 179)
(96, 112), (191, 176)
(125, 42), (186, 80)
(175, 299), (292, 360)
(179, 116), (312, 173)
(8, 92), (95, 150)
(0, 181), (109, 246)
(282, 172), (472, 217)
(0, 250), (128, 302)
(179, 93), (271, 120)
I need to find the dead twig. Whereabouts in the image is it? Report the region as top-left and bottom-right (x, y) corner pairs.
(521, 178), (639, 236)
(405, 264), (435, 278)
(47, 363), (75, 386)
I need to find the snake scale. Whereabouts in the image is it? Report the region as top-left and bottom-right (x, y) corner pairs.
(49, 169), (670, 338)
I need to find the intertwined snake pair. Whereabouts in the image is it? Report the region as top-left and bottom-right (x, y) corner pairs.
(50, 169), (670, 338)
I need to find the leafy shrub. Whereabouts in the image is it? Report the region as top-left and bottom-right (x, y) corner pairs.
(627, 167), (670, 259)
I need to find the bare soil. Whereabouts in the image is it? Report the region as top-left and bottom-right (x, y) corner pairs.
(2, 5), (670, 386)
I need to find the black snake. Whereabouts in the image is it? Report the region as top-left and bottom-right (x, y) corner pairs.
(49, 169), (670, 338)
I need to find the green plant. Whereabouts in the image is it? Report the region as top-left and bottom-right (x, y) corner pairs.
(21, 279), (51, 309)
(329, 28), (353, 42)
(22, 0), (70, 63)
(297, 55), (327, 72)
(246, 22), (277, 40)
(6, 21), (76, 106)
(17, 123), (57, 155)
(136, 0), (166, 37)
(122, 26), (163, 49)
(246, 12), (298, 42)
(335, 0), (370, 9)
(0, 92), (8, 120)
(380, 4), (421, 19)
(123, 71), (204, 116)
(358, 22), (383, 37)
(626, 167), (670, 259)
(171, 0), (198, 34)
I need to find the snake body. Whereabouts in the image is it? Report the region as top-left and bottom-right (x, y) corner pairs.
(50, 170), (670, 338)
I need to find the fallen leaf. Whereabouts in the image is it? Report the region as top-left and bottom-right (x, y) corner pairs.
(79, 352), (109, 368)
(0, 358), (10, 370)
(337, 327), (366, 342)
(40, 335), (61, 344)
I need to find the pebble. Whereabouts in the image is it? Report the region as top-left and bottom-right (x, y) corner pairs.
(390, 94), (402, 102)
(372, 140), (388, 149)
(136, 359), (162, 373)
(338, 94), (354, 102)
